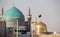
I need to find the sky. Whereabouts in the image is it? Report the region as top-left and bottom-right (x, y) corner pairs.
(0, 0), (60, 32)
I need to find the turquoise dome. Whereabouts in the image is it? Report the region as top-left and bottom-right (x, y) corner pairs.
(2, 7), (25, 22)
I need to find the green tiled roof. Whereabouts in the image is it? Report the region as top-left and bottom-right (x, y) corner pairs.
(2, 7), (25, 22)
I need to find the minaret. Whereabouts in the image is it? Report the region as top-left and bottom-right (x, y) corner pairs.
(27, 8), (32, 36)
(0, 7), (4, 21)
(2, 7), (4, 15)
(0, 7), (3, 16)
(27, 8), (31, 24)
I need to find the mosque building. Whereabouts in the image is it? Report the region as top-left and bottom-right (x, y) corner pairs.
(0, 6), (60, 37)
(0, 6), (32, 37)
(0, 0), (60, 37)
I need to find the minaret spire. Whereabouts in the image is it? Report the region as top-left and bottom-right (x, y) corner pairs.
(27, 8), (31, 17)
(0, 7), (4, 20)
(1, 0), (4, 15)
(27, 7), (31, 23)
(2, 7), (4, 15)
(0, 7), (4, 16)
(28, 8), (31, 16)
(27, 8), (31, 22)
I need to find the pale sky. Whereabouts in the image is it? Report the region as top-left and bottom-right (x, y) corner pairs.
(0, 0), (60, 32)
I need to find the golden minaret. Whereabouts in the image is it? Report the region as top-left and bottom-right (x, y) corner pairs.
(34, 15), (47, 35)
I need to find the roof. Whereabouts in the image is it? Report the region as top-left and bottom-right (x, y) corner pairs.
(37, 22), (47, 28)
(2, 7), (25, 22)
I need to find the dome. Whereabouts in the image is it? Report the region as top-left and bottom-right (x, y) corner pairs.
(2, 7), (25, 22)
(36, 22), (47, 32)
(37, 22), (47, 28)
(34, 22), (47, 35)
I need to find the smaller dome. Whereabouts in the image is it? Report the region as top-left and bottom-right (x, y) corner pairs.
(2, 7), (25, 22)
(37, 22), (47, 28)
(36, 22), (47, 32)
(34, 22), (47, 35)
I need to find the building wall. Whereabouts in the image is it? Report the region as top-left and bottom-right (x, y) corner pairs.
(18, 32), (30, 37)
(0, 21), (6, 37)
